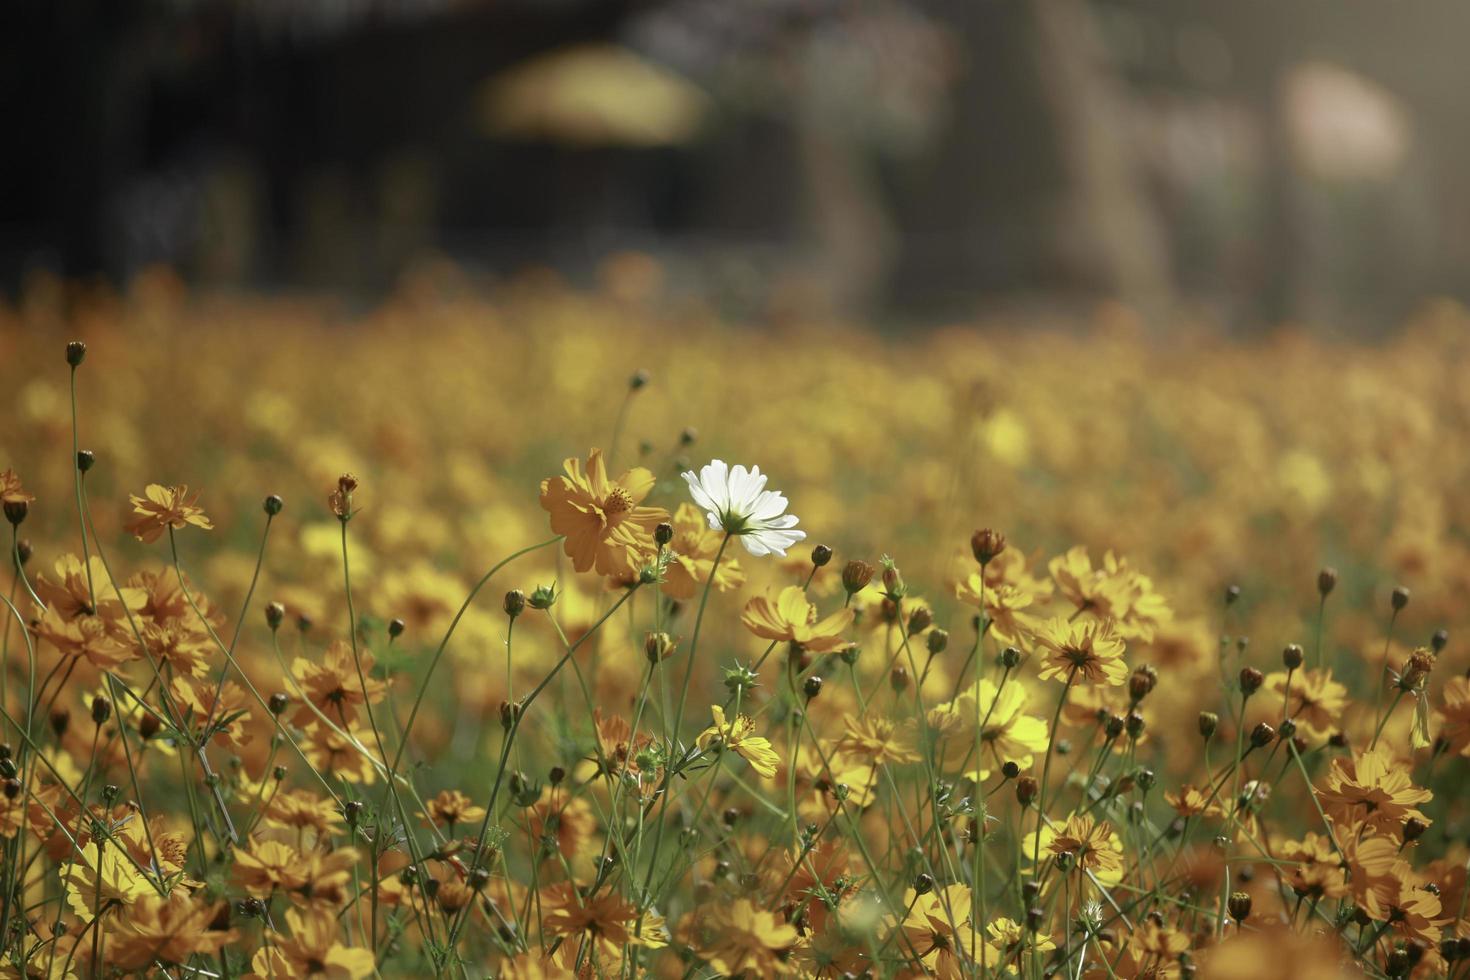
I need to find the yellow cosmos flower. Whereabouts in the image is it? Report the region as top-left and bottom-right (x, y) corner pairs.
(539, 448), (667, 578)
(740, 585), (853, 653)
(123, 484), (213, 543)
(936, 679), (1049, 781)
(698, 705), (780, 777)
(1034, 616), (1128, 686)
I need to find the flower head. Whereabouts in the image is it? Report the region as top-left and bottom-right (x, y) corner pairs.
(697, 705), (781, 777)
(124, 484), (213, 543)
(1035, 616), (1128, 686)
(540, 449), (667, 577)
(682, 459), (806, 557)
(740, 585), (853, 653)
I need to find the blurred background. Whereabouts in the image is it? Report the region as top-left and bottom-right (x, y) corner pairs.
(5, 0), (1469, 331)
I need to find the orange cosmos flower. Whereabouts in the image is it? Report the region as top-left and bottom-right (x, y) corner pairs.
(539, 448), (667, 578)
(1317, 746), (1431, 837)
(740, 585), (853, 653)
(124, 484), (213, 543)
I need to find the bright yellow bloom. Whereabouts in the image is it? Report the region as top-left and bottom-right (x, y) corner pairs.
(61, 842), (153, 919)
(249, 908), (375, 979)
(740, 585), (853, 653)
(539, 448), (667, 578)
(937, 678), (1049, 781)
(1266, 668), (1348, 740)
(698, 705), (781, 777)
(1034, 616), (1128, 686)
(123, 484), (213, 543)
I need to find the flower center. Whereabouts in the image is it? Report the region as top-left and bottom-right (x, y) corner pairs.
(603, 487), (634, 514)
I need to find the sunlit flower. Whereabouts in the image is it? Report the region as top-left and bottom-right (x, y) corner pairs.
(836, 715), (919, 767)
(937, 678), (1049, 781)
(422, 789), (486, 830)
(540, 449), (667, 577)
(541, 882), (667, 963)
(1034, 616), (1128, 685)
(682, 459), (806, 557)
(1317, 746), (1431, 836)
(891, 883), (979, 980)
(698, 705), (781, 777)
(123, 484), (213, 543)
(1039, 813), (1124, 879)
(740, 585), (853, 653)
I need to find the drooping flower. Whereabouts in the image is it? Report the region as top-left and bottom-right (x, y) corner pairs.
(540, 449), (667, 577)
(740, 585), (853, 653)
(1034, 616), (1128, 686)
(698, 705), (781, 777)
(682, 459), (806, 557)
(123, 484), (213, 543)
(108, 891), (237, 970)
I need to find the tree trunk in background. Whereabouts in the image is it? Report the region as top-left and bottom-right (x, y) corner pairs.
(1031, 0), (1172, 319)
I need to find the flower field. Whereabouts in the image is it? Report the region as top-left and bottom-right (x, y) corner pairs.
(0, 267), (1467, 978)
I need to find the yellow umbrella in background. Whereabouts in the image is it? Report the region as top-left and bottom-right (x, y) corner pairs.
(478, 43), (710, 147)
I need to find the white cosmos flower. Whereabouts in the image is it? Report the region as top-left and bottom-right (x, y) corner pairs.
(681, 459), (807, 557)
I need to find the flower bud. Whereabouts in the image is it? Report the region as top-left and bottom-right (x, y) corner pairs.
(1198, 711), (1219, 739)
(15, 540), (30, 566)
(1227, 891), (1252, 922)
(881, 560), (904, 598)
(1403, 816), (1428, 841)
(970, 528), (1006, 566)
(1392, 586), (1410, 611)
(629, 369), (650, 390)
(50, 709), (69, 737)
(803, 675), (823, 701)
(645, 631), (676, 664)
(1250, 722), (1276, 747)
(926, 628), (948, 656)
(1278, 718), (1297, 740)
(841, 560), (874, 595)
(1431, 628), (1448, 653)
(138, 712), (161, 739)
(1015, 775), (1038, 807)
(549, 766), (566, 786)
(907, 606), (932, 636)
(388, 618), (405, 639)
(654, 522), (673, 547)
(1224, 584), (1241, 605)
(268, 693), (290, 716)
(1001, 760), (1020, 780)
(1239, 667), (1263, 697)
(1317, 567), (1337, 596)
(1125, 712), (1146, 739)
(528, 584), (557, 610)
(890, 665), (909, 692)
(1282, 644), (1304, 670)
(66, 341), (87, 367)
(1104, 714), (1125, 739)
(263, 494), (284, 516)
(503, 590), (526, 619)
(810, 544), (833, 568)
(265, 601), (285, 630)
(91, 696), (111, 725)
(1128, 665), (1157, 702)
(914, 872), (934, 895)
(2, 500), (27, 527)
(76, 450), (95, 473)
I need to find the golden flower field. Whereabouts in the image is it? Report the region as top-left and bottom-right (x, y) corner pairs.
(0, 265), (1468, 978)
